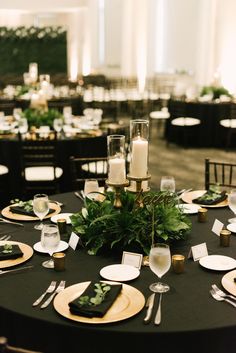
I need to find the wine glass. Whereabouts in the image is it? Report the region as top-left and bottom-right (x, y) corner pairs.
(84, 179), (99, 197)
(228, 189), (236, 223)
(33, 194), (49, 230)
(18, 118), (28, 134)
(53, 118), (63, 133)
(40, 224), (60, 268)
(149, 243), (171, 293)
(160, 176), (176, 193)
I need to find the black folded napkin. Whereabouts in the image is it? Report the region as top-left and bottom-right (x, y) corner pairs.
(192, 190), (227, 205)
(9, 206), (54, 217)
(0, 244), (23, 260)
(69, 281), (122, 318)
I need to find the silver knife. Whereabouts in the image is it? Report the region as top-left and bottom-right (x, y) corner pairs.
(143, 293), (155, 324)
(0, 265), (34, 275)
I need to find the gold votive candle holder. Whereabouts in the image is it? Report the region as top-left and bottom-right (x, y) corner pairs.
(220, 229), (231, 247)
(172, 254), (185, 274)
(57, 218), (67, 235)
(53, 252), (66, 271)
(198, 208), (208, 223)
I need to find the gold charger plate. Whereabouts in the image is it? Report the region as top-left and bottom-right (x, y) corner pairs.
(221, 269), (236, 296)
(54, 281), (145, 324)
(181, 190), (228, 208)
(1, 202), (61, 221)
(0, 240), (34, 269)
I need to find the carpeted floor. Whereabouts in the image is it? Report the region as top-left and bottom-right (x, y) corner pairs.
(148, 130), (236, 191)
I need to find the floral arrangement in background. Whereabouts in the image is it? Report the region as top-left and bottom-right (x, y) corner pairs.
(22, 108), (63, 128)
(200, 85), (232, 100)
(70, 191), (192, 256)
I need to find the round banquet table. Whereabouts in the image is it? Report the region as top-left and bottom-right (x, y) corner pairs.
(166, 99), (231, 147)
(0, 191), (236, 353)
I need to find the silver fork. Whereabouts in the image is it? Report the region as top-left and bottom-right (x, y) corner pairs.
(40, 280), (66, 309)
(0, 235), (11, 241)
(32, 281), (57, 307)
(210, 289), (236, 308)
(212, 284), (236, 301)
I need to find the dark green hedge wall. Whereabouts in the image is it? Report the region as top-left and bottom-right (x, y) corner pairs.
(0, 26), (67, 75)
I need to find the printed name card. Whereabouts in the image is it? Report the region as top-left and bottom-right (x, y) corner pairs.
(68, 232), (80, 250)
(121, 251), (143, 269)
(212, 219), (224, 236)
(188, 242), (208, 262)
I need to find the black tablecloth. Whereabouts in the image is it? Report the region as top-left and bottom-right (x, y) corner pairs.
(166, 99), (231, 147)
(0, 192), (236, 353)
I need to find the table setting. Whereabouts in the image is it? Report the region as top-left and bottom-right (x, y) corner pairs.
(1, 121), (236, 353)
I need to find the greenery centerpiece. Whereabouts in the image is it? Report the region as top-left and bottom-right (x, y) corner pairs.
(70, 190), (192, 256)
(200, 85), (232, 100)
(22, 107), (63, 129)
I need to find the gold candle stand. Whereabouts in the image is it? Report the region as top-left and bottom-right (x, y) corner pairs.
(105, 179), (129, 208)
(126, 174), (151, 207)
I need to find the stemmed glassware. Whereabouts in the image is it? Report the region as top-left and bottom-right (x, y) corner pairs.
(84, 179), (99, 197)
(160, 176), (176, 193)
(53, 118), (63, 133)
(228, 189), (236, 223)
(40, 224), (60, 268)
(149, 243), (171, 293)
(33, 194), (49, 230)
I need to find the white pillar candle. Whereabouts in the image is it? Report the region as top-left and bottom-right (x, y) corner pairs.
(130, 137), (148, 177)
(108, 157), (126, 184)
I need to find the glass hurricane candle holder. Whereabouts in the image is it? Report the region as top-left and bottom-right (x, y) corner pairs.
(129, 119), (149, 178)
(107, 135), (126, 185)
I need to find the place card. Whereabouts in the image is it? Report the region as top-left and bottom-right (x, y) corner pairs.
(212, 219), (224, 236)
(121, 251), (143, 269)
(68, 232), (80, 250)
(188, 242), (208, 261)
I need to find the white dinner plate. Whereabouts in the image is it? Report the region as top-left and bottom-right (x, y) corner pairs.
(100, 264), (140, 282)
(33, 240), (69, 254)
(50, 213), (73, 224)
(227, 223), (236, 233)
(199, 255), (236, 271)
(176, 203), (201, 214)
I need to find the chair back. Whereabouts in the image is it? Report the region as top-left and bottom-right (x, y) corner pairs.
(205, 158), (236, 190)
(18, 131), (62, 197)
(70, 156), (108, 191)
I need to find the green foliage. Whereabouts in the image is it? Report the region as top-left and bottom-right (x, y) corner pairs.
(0, 26), (67, 75)
(70, 191), (192, 256)
(2, 244), (13, 254)
(200, 85), (232, 99)
(22, 108), (63, 128)
(10, 199), (33, 212)
(78, 283), (111, 306)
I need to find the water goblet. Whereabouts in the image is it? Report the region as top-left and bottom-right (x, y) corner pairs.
(53, 118), (63, 133)
(40, 224), (60, 268)
(228, 189), (236, 223)
(84, 179), (99, 198)
(149, 243), (171, 293)
(33, 194), (49, 230)
(18, 118), (28, 134)
(160, 176), (176, 193)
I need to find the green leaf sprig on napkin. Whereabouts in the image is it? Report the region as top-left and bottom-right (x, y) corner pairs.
(9, 199), (54, 217)
(0, 244), (23, 260)
(69, 281), (122, 318)
(192, 186), (227, 205)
